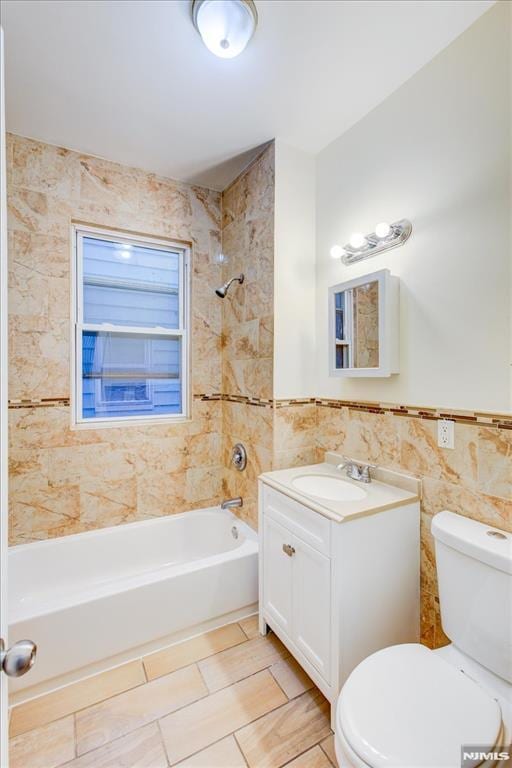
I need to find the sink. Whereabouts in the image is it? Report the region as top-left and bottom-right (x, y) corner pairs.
(291, 474), (367, 502)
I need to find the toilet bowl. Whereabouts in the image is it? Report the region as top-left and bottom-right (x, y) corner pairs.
(334, 512), (512, 768)
(334, 644), (508, 768)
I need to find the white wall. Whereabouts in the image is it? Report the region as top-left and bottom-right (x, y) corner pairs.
(274, 140), (316, 399)
(314, 1), (511, 412)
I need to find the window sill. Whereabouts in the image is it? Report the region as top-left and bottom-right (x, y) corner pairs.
(71, 415), (192, 431)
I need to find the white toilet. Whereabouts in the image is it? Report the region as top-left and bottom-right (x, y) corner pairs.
(335, 511), (512, 768)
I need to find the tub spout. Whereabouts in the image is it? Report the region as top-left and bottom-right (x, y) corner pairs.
(221, 497), (243, 510)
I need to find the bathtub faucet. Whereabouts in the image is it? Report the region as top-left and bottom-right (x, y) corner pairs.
(221, 497), (243, 510)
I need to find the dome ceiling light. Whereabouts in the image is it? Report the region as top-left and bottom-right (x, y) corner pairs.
(191, 0), (258, 59)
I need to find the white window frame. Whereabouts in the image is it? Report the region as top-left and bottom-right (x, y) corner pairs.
(71, 224), (191, 428)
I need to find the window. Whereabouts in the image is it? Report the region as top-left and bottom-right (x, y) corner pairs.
(73, 225), (189, 425)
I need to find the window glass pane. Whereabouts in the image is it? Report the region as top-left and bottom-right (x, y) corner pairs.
(82, 237), (180, 328)
(82, 330), (182, 419)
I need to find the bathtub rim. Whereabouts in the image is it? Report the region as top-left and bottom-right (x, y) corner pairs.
(9, 504), (257, 555)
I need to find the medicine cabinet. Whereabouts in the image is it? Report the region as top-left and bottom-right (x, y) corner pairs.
(329, 269), (399, 377)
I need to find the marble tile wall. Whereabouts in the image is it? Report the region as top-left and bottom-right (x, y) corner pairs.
(275, 398), (512, 649)
(7, 133), (224, 544)
(220, 146), (275, 528)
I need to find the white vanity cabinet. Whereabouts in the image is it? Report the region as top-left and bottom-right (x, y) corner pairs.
(258, 474), (420, 726)
(263, 514), (331, 679)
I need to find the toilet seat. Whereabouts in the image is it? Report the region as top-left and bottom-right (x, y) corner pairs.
(336, 644), (503, 768)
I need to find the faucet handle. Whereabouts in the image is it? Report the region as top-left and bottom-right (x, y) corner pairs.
(360, 462), (377, 482)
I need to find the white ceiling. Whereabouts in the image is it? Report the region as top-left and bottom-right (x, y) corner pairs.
(1, 0), (494, 190)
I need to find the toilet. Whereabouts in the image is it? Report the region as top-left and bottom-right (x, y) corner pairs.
(335, 511), (512, 768)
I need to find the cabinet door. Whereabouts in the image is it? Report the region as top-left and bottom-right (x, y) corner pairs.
(263, 516), (294, 636)
(293, 536), (331, 681)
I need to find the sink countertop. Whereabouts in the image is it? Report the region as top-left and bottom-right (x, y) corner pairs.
(259, 452), (421, 523)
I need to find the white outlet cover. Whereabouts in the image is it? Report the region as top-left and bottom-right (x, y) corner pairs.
(438, 419), (455, 449)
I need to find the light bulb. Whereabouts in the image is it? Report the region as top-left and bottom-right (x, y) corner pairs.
(330, 244), (345, 260)
(193, 0), (257, 59)
(349, 232), (366, 249)
(375, 222), (391, 239)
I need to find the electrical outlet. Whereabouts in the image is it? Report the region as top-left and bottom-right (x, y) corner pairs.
(438, 419), (455, 449)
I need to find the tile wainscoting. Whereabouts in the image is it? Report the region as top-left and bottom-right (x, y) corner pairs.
(8, 398), (223, 545)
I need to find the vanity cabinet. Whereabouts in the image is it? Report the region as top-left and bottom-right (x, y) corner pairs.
(258, 478), (420, 727)
(263, 516), (331, 679)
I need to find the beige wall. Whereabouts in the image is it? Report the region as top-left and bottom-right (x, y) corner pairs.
(314, 1), (511, 413)
(7, 133), (224, 544)
(221, 145), (275, 529)
(273, 141), (316, 400)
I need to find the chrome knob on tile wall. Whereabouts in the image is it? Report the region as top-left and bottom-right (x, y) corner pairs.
(231, 443), (247, 471)
(0, 638), (37, 677)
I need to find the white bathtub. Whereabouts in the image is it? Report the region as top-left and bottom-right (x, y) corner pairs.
(8, 507), (258, 702)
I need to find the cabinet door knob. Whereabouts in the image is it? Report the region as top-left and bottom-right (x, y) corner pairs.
(282, 543), (295, 557)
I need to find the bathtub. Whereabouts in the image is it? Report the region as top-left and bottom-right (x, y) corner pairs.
(8, 507), (258, 702)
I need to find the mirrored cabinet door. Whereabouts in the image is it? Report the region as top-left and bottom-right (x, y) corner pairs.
(329, 269), (399, 378)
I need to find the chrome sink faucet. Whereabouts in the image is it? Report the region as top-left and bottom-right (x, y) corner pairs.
(336, 457), (376, 483)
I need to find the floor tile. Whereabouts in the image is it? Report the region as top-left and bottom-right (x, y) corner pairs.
(10, 660), (146, 737)
(143, 623), (246, 681)
(62, 723), (167, 768)
(286, 746), (333, 768)
(239, 614), (259, 639)
(76, 663), (207, 756)
(174, 735), (246, 768)
(198, 633), (289, 693)
(9, 715), (75, 768)
(270, 656), (314, 699)
(235, 688), (331, 768)
(159, 668), (287, 765)
(319, 735), (338, 767)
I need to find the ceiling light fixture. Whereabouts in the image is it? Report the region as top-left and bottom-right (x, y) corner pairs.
(331, 219), (412, 265)
(191, 0), (258, 59)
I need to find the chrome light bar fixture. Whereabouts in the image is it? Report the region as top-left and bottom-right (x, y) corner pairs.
(331, 219), (412, 265)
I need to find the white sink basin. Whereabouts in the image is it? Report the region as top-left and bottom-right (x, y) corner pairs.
(291, 474), (367, 502)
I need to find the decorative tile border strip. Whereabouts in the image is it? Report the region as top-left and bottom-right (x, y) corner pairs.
(9, 392), (512, 429)
(315, 398), (512, 430)
(8, 397), (70, 410)
(196, 393), (274, 408)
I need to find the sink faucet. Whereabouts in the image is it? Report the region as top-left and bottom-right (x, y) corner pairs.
(336, 457), (376, 484)
(221, 497), (243, 510)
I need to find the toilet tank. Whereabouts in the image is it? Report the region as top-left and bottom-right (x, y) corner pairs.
(432, 511), (512, 683)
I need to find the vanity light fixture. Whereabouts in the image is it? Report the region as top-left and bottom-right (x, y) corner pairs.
(331, 219), (412, 265)
(330, 244), (345, 260)
(191, 0), (258, 59)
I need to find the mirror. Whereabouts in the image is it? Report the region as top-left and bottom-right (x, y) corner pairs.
(329, 270), (399, 378)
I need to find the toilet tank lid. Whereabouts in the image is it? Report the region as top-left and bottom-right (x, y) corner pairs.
(432, 511), (512, 575)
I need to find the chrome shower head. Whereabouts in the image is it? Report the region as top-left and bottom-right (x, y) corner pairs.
(215, 274), (244, 298)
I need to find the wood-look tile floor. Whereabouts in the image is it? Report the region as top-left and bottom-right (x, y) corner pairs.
(9, 616), (339, 768)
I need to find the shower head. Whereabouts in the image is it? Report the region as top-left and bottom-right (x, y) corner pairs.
(215, 273), (244, 298)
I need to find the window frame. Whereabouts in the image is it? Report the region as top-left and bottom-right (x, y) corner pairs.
(71, 224), (191, 428)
